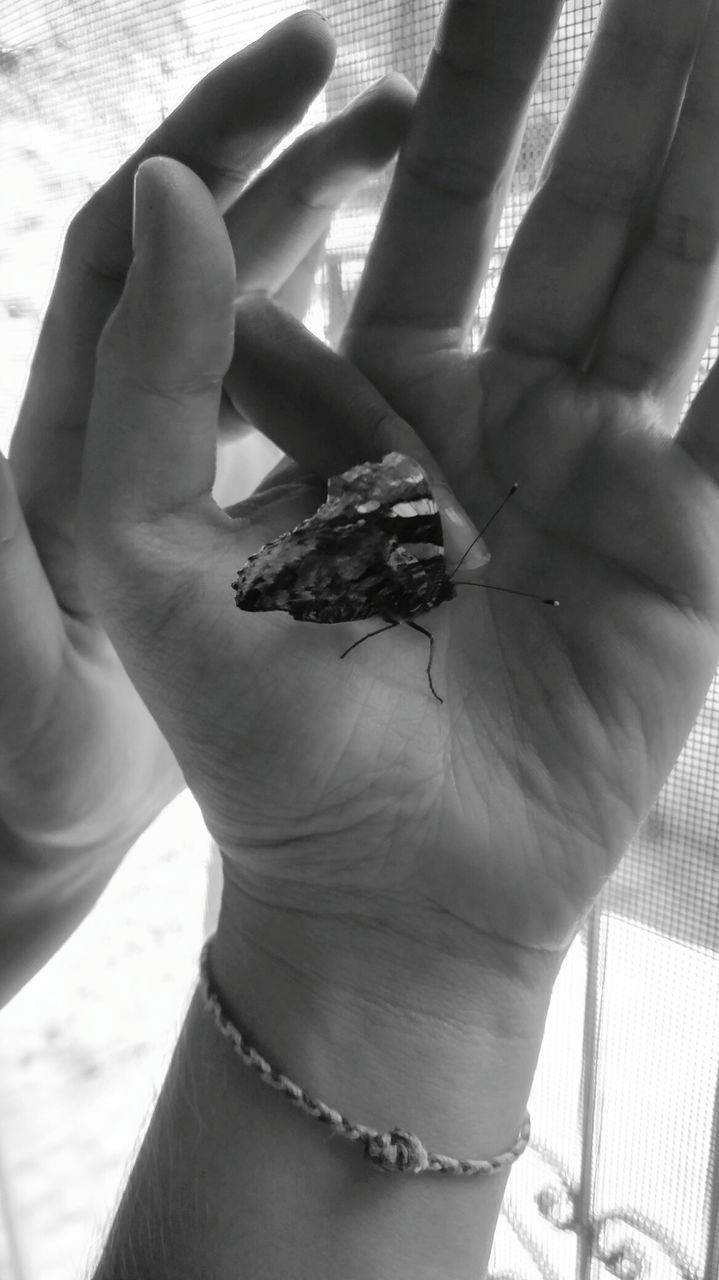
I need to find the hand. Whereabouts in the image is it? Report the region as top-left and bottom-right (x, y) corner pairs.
(230, 0), (719, 964)
(76, 7), (719, 1273)
(78, 0), (719, 1023)
(0, 13), (413, 869)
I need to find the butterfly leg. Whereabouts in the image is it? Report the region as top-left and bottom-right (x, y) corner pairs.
(339, 621), (399, 661)
(404, 620), (442, 704)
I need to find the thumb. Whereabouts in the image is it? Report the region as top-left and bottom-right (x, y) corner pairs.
(80, 156), (235, 557)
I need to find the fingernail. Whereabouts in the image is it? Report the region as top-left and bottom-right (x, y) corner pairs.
(302, 10), (332, 29)
(352, 73), (396, 105)
(358, 74), (388, 99)
(435, 486), (490, 572)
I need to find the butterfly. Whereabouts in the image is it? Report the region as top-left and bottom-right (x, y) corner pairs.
(232, 452), (555, 701)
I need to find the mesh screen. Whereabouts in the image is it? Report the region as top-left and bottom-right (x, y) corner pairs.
(0, 1), (718, 1277)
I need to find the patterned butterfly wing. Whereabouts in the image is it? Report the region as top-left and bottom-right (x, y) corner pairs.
(232, 453), (456, 624)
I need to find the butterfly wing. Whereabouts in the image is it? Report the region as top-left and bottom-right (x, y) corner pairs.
(232, 453), (455, 624)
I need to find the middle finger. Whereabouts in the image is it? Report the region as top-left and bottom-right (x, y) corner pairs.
(349, 0), (565, 339)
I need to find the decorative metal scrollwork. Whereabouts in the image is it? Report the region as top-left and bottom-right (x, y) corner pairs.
(535, 1181), (577, 1231)
(594, 1212), (698, 1280)
(505, 1136), (702, 1280)
(530, 1136), (579, 1232)
(599, 1238), (647, 1280)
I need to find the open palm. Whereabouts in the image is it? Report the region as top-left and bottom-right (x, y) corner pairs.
(216, 309), (719, 958)
(349, 0), (719, 945)
(80, 0), (719, 975)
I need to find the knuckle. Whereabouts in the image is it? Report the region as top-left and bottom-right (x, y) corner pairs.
(96, 319), (224, 404)
(185, 149), (254, 193)
(542, 155), (645, 221)
(649, 208), (719, 269)
(399, 145), (498, 205)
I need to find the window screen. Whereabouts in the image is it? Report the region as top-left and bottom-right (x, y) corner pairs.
(0, 2), (717, 1278)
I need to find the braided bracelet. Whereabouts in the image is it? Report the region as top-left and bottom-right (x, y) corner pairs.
(198, 940), (531, 1176)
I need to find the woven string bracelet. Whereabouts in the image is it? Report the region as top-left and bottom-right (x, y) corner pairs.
(198, 940), (531, 1176)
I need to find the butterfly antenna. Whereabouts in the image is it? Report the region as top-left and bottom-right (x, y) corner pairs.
(449, 483), (519, 579)
(454, 581), (559, 606)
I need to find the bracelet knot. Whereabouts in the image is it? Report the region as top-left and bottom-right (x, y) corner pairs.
(198, 939), (530, 1178)
(365, 1127), (430, 1173)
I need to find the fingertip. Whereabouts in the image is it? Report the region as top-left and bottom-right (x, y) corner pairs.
(299, 9), (334, 37)
(340, 73), (416, 160)
(208, 12), (336, 143)
(434, 485), (490, 572)
(132, 155), (174, 248)
(266, 9), (337, 84)
(369, 71), (417, 108)
(129, 154), (235, 324)
(134, 152), (188, 195)
(132, 154), (213, 257)
(134, 153), (223, 211)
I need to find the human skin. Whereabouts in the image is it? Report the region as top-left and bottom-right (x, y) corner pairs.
(0, 13), (414, 1008)
(81, 0), (719, 1275)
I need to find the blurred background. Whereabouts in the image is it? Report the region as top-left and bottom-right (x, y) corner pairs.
(0, 1), (718, 1277)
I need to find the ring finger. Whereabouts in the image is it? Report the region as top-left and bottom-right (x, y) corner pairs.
(348, 0), (565, 340)
(484, 0), (711, 367)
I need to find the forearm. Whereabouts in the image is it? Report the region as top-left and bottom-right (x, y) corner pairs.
(89, 910), (557, 1280)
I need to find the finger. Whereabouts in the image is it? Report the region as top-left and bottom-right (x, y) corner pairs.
(224, 474), (328, 534)
(273, 232), (328, 326)
(78, 162), (333, 737)
(80, 158), (235, 589)
(11, 11), (335, 610)
(0, 454), (66, 755)
(348, 0), (564, 338)
(228, 72), (415, 297)
(485, 0), (711, 364)
(230, 295), (421, 474)
(228, 295), (487, 567)
(589, 0), (719, 423)
(219, 72), (416, 434)
(70, 11), (336, 269)
(216, 235), (331, 441)
(251, 453), (319, 495)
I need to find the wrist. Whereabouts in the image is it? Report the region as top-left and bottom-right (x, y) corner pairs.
(210, 888), (560, 1160)
(91, 892), (560, 1280)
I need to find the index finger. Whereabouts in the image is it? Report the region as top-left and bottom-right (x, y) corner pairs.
(69, 11), (336, 278)
(349, 0), (564, 339)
